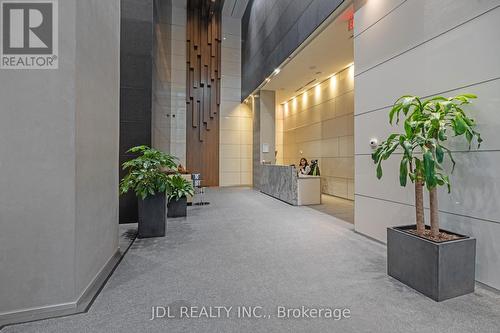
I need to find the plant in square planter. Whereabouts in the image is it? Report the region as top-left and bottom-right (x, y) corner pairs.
(372, 94), (483, 301)
(120, 146), (178, 238)
(166, 174), (194, 218)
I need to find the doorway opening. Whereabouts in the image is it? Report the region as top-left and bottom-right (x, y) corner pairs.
(260, 3), (355, 224)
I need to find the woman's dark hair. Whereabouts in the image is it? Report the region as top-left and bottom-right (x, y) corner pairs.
(300, 158), (308, 166)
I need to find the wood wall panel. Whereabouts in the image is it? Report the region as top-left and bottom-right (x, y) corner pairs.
(186, 0), (222, 186)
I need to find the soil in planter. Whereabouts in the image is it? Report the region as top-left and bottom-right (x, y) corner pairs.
(407, 228), (463, 243)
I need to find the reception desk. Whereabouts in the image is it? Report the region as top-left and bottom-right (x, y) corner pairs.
(260, 165), (321, 206)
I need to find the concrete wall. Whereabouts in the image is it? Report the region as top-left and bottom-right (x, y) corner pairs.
(152, 0), (172, 154)
(251, 91), (276, 189)
(354, 0), (500, 290)
(275, 105), (284, 165)
(219, 15), (253, 186)
(280, 67), (355, 200)
(252, 95), (261, 188)
(167, 0), (187, 166)
(259, 90), (276, 165)
(0, 0), (77, 318)
(151, 0), (187, 167)
(241, 0), (344, 99)
(74, 0), (121, 298)
(0, 0), (120, 325)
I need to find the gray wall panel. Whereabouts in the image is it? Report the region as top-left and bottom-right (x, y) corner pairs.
(353, 0), (500, 290)
(0, 0), (120, 324)
(241, 0), (344, 100)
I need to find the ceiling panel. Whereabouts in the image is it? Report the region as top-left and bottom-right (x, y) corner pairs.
(222, 0), (250, 18)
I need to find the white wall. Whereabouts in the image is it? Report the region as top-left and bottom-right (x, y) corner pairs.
(0, 0), (120, 325)
(354, 0), (500, 289)
(220, 15), (253, 186)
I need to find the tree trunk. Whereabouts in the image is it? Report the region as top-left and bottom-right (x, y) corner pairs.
(429, 187), (439, 238)
(415, 179), (425, 236)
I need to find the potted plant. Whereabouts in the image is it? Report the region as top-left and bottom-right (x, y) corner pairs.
(120, 146), (178, 238)
(372, 94), (482, 301)
(166, 174), (194, 218)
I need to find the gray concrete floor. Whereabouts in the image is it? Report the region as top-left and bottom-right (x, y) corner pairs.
(310, 194), (354, 224)
(4, 188), (500, 333)
(119, 223), (138, 253)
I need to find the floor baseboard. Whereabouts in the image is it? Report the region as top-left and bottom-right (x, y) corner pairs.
(0, 249), (122, 330)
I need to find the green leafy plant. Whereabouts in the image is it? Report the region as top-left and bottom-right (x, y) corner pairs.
(120, 146), (178, 200)
(166, 174), (194, 202)
(372, 94), (482, 239)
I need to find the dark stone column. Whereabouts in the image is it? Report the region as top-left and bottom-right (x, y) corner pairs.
(119, 0), (154, 223)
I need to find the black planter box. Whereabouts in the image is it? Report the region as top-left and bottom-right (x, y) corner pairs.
(167, 196), (187, 218)
(138, 193), (166, 238)
(387, 225), (476, 302)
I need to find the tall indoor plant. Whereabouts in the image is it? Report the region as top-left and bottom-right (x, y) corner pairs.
(372, 94), (482, 301)
(120, 146), (178, 238)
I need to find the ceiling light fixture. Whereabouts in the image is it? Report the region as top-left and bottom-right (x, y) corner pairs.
(273, 68), (281, 75)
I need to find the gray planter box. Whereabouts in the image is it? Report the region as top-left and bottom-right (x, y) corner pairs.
(167, 196), (187, 218)
(387, 225), (476, 302)
(138, 193), (166, 238)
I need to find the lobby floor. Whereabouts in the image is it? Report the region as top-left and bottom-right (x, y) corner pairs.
(4, 188), (500, 333)
(310, 194), (354, 224)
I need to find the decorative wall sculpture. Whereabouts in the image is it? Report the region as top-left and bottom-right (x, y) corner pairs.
(186, 0), (223, 186)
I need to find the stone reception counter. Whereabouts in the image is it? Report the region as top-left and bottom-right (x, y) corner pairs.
(260, 165), (320, 206)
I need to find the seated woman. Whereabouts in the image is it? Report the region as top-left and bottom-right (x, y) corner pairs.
(298, 158), (311, 176)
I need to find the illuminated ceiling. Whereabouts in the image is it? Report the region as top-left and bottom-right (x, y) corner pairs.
(261, 5), (354, 104)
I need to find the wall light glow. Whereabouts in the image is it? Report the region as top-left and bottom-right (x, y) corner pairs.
(330, 74), (337, 86)
(315, 83), (321, 96)
(302, 91), (308, 106)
